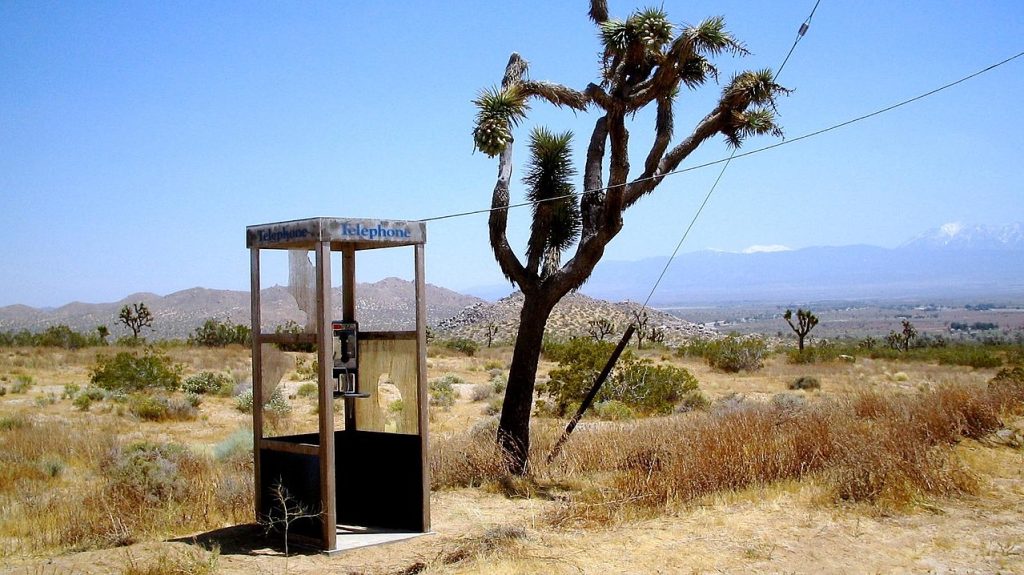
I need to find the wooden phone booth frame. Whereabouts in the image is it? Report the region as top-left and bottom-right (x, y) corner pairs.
(246, 217), (429, 552)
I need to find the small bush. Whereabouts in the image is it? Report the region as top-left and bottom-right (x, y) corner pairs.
(129, 395), (197, 422)
(234, 387), (291, 417)
(214, 428), (254, 464)
(0, 413), (29, 431)
(595, 400), (636, 421)
(483, 396), (503, 416)
(490, 372), (508, 394)
(90, 348), (182, 393)
(296, 382), (318, 399)
(182, 371), (234, 395)
(789, 376), (821, 390)
(104, 441), (195, 504)
(675, 389), (710, 412)
(429, 374), (461, 410)
(703, 336), (768, 372)
(235, 389), (254, 413)
(543, 338), (701, 416)
(73, 393), (94, 411)
(469, 383), (493, 402)
(936, 347), (1002, 369)
(61, 383), (80, 400)
(188, 318), (251, 347)
(442, 338), (479, 357)
(10, 374), (34, 394)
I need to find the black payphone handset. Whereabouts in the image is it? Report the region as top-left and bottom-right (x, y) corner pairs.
(332, 321), (369, 398)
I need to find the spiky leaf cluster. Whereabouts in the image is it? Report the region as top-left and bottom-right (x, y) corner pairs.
(472, 86), (529, 157)
(524, 127), (580, 262)
(720, 69), (789, 147)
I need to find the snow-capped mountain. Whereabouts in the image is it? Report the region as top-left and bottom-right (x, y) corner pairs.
(900, 222), (1024, 251)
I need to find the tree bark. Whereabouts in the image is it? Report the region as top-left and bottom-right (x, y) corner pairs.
(497, 291), (557, 475)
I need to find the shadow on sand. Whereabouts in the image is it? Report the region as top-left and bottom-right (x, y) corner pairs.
(169, 524), (321, 557)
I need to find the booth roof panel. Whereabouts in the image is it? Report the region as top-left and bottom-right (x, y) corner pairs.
(246, 217), (426, 250)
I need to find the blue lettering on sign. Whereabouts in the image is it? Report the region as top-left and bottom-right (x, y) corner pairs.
(257, 227), (309, 243)
(340, 223), (412, 240)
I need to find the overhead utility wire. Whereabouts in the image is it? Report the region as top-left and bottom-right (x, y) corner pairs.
(639, 0), (820, 309)
(421, 48), (1024, 225)
(546, 1), (824, 464)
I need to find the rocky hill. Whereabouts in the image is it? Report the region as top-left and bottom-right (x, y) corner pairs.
(0, 278), (482, 340)
(435, 291), (716, 345)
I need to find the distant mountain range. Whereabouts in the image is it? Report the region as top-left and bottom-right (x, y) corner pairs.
(575, 222), (1024, 305)
(4, 223), (1022, 339)
(0, 278), (482, 340)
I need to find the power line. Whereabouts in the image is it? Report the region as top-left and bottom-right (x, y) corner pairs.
(639, 0), (821, 309)
(421, 48), (1024, 225)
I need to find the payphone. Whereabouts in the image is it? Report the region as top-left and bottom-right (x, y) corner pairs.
(332, 321), (368, 398)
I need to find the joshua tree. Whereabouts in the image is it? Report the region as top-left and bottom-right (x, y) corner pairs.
(485, 322), (499, 347)
(96, 325), (109, 346)
(887, 319), (917, 352)
(118, 302), (153, 340)
(474, 0), (787, 474)
(586, 317), (616, 341)
(783, 308), (819, 351)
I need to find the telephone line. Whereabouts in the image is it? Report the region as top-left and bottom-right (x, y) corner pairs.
(421, 49), (1023, 225)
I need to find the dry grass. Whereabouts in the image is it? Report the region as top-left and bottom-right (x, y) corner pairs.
(431, 371), (1024, 527)
(0, 413), (252, 555)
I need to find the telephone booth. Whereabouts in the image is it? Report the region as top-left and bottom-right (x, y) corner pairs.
(246, 217), (429, 552)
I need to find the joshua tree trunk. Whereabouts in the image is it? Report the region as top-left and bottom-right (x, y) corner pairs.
(497, 292), (557, 474)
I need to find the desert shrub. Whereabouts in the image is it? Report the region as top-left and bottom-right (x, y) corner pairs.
(10, 374), (33, 394)
(675, 336), (714, 359)
(540, 338), (616, 415)
(90, 348), (182, 393)
(265, 388), (292, 417)
(129, 395), (197, 422)
(429, 374), (461, 410)
(441, 338), (479, 357)
(675, 389), (710, 412)
(182, 371), (234, 395)
(987, 367), (1024, 417)
(543, 338), (699, 416)
(213, 428), (254, 464)
(61, 383), (80, 399)
(34, 324), (100, 349)
(935, 346), (1002, 369)
(72, 393), (93, 411)
(787, 341), (841, 364)
(234, 387), (290, 418)
(296, 382), (318, 399)
(483, 396), (503, 416)
(0, 385), (5, 396)
(469, 383), (493, 402)
(235, 389), (253, 413)
(104, 442), (196, 505)
(35, 393), (57, 407)
(489, 371), (508, 393)
(789, 376), (821, 390)
(273, 320), (314, 352)
(188, 318), (251, 347)
(594, 400), (636, 421)
(703, 335), (767, 372)
(0, 413), (29, 431)
(608, 356), (700, 415)
(294, 357), (318, 381)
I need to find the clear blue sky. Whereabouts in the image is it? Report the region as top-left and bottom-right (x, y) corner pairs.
(2, 1), (1022, 307)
